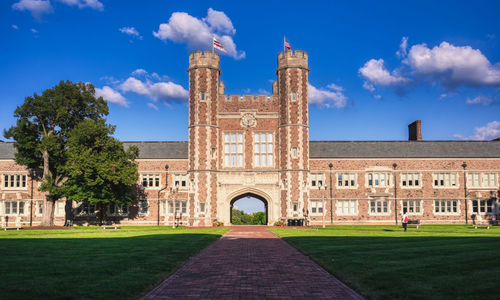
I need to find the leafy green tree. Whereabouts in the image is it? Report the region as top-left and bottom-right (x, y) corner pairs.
(251, 212), (266, 225)
(4, 81), (108, 226)
(231, 208), (243, 225)
(62, 119), (139, 225)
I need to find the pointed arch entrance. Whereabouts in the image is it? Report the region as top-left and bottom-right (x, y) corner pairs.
(229, 191), (269, 225)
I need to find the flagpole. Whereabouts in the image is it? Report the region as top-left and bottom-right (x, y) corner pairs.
(212, 36), (214, 55)
(283, 35), (285, 54)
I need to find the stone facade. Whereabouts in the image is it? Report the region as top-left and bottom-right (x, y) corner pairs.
(1, 49), (499, 227)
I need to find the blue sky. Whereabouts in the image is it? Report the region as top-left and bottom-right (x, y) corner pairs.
(2, 0), (500, 143)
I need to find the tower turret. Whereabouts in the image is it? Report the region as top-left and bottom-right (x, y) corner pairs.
(187, 50), (220, 226)
(276, 49), (310, 219)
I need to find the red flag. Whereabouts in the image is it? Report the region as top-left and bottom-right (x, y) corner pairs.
(213, 37), (226, 52)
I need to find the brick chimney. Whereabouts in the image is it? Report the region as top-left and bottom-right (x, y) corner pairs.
(408, 120), (422, 141)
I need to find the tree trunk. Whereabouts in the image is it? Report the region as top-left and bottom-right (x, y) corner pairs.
(41, 196), (55, 226)
(64, 199), (74, 226)
(40, 150), (56, 226)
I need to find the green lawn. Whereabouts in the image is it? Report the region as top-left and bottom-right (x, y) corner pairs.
(269, 225), (500, 300)
(0, 226), (229, 300)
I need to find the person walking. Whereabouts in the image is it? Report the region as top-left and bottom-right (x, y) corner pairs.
(402, 209), (409, 232)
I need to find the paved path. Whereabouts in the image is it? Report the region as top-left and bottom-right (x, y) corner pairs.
(142, 226), (364, 299)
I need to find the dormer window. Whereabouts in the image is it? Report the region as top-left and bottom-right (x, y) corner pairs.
(200, 92), (206, 101)
(291, 92), (297, 102)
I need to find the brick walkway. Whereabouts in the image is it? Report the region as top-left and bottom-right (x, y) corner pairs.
(142, 226), (364, 299)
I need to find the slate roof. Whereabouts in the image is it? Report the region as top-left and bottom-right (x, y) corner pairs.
(309, 141), (500, 158)
(123, 141), (188, 159)
(1, 140), (499, 160)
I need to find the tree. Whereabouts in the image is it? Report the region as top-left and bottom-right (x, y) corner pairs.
(62, 119), (139, 225)
(251, 212), (266, 225)
(4, 81), (108, 226)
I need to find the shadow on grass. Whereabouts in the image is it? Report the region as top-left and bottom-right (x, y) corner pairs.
(280, 235), (500, 300)
(0, 233), (223, 300)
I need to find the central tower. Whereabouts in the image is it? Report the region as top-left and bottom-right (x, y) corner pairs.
(277, 50), (310, 219)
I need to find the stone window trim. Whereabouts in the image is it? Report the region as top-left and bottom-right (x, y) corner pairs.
(336, 173), (357, 189)
(400, 199), (423, 215)
(2, 200), (27, 216)
(199, 91), (208, 102)
(433, 199), (460, 215)
(35, 200), (44, 217)
(223, 132), (244, 168)
(75, 202), (97, 216)
(400, 172), (422, 189)
(253, 131), (275, 168)
(471, 198), (496, 215)
(167, 199), (188, 215)
(368, 198), (391, 216)
(310, 173), (325, 188)
(290, 91), (298, 102)
(138, 200), (149, 216)
(467, 172), (498, 189)
(2, 173), (28, 191)
(336, 199), (358, 216)
(310, 199), (324, 215)
(54, 201), (65, 217)
(292, 147), (298, 159)
(432, 172), (459, 189)
(107, 203), (129, 217)
(292, 202), (299, 212)
(199, 202), (206, 213)
(174, 174), (189, 190)
(140, 173), (161, 189)
(366, 172), (393, 188)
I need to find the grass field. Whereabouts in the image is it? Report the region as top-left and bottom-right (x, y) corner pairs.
(269, 225), (500, 300)
(0, 226), (229, 300)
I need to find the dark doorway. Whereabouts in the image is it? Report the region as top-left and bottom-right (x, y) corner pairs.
(230, 193), (268, 225)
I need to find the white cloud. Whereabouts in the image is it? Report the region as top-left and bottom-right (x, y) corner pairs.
(203, 8), (236, 35)
(119, 27), (142, 39)
(131, 69), (147, 76)
(153, 9), (245, 59)
(360, 39), (500, 99)
(57, 0), (104, 11)
(31, 28), (38, 33)
(120, 77), (188, 103)
(308, 83), (347, 108)
(326, 83), (344, 92)
(454, 121), (500, 140)
(12, 0), (52, 19)
(465, 95), (497, 106)
(95, 86), (128, 107)
(147, 103), (159, 111)
(396, 36), (408, 58)
(12, 25), (19, 30)
(360, 59), (408, 86)
(405, 41), (500, 88)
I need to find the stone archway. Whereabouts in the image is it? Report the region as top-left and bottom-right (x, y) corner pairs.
(226, 188), (272, 225)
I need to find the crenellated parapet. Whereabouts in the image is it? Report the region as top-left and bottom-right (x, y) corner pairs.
(277, 49), (309, 71)
(220, 94), (278, 102)
(188, 50), (220, 71)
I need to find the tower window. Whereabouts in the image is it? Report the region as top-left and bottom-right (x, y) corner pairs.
(200, 92), (206, 101)
(292, 147), (298, 158)
(291, 92), (297, 102)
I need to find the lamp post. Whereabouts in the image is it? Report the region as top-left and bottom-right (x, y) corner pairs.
(393, 163), (398, 225)
(319, 183), (327, 228)
(171, 183), (179, 228)
(462, 162), (468, 224)
(329, 163), (333, 224)
(29, 169), (34, 227)
(157, 164), (169, 226)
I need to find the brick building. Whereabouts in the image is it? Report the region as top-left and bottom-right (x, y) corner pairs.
(1, 49), (500, 227)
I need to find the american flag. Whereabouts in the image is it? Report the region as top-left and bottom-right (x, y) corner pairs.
(213, 37), (226, 52)
(284, 36), (291, 50)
